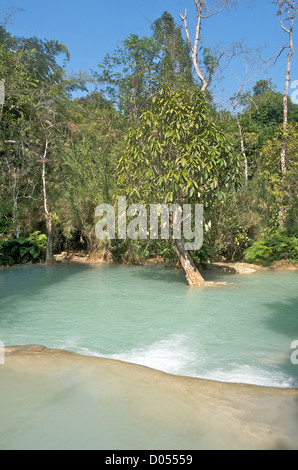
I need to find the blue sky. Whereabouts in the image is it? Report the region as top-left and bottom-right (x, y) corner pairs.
(0, 0), (297, 105)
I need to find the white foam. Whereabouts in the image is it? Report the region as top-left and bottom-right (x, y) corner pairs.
(57, 335), (297, 389)
(109, 333), (199, 376)
(197, 364), (296, 388)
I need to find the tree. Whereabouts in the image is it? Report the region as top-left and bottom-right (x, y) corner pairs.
(117, 86), (239, 286)
(24, 68), (87, 263)
(0, 22), (87, 261)
(260, 123), (298, 230)
(56, 93), (125, 252)
(95, 34), (158, 119)
(95, 12), (196, 120)
(253, 79), (276, 96)
(152, 11), (194, 89)
(0, 27), (39, 238)
(231, 91), (251, 183)
(229, 55), (272, 183)
(273, 0), (297, 175)
(179, 0), (240, 92)
(273, 0), (297, 228)
(238, 80), (298, 157)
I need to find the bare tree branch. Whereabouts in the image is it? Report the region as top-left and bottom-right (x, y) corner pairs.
(273, 0), (296, 179)
(201, 0), (229, 18)
(180, 1), (238, 91)
(228, 49), (273, 182)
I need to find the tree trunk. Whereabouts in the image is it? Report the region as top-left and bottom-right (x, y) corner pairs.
(45, 217), (53, 264)
(12, 168), (20, 238)
(236, 117), (248, 183)
(179, 1), (228, 92)
(280, 38), (293, 175)
(42, 140), (54, 264)
(277, 0), (296, 228)
(12, 196), (20, 239)
(233, 103), (248, 183)
(278, 205), (286, 230)
(174, 239), (205, 287)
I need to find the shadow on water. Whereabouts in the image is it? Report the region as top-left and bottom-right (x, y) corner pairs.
(263, 296), (298, 337)
(0, 263), (92, 303)
(128, 264), (239, 287)
(0, 263), (98, 332)
(129, 264), (187, 285)
(262, 296), (298, 388)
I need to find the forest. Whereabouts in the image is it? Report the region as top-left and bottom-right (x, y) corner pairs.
(0, 1), (297, 279)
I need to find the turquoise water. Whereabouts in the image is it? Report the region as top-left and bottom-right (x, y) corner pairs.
(0, 263), (297, 388)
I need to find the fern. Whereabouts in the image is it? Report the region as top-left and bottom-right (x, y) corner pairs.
(244, 232), (298, 266)
(0, 233), (47, 266)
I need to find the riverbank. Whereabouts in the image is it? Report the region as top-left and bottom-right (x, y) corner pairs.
(52, 250), (297, 274)
(0, 345), (297, 450)
(1, 250), (296, 274)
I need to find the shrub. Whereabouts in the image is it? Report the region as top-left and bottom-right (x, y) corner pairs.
(244, 231), (298, 266)
(27, 231), (47, 252)
(0, 213), (15, 242)
(0, 232), (47, 266)
(193, 243), (216, 269)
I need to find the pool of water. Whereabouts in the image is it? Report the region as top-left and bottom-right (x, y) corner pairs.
(0, 263), (297, 388)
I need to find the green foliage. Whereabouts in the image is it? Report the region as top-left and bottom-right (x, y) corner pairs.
(244, 231), (298, 266)
(112, 238), (176, 264)
(0, 234), (46, 266)
(95, 11), (196, 118)
(193, 243), (216, 269)
(152, 11), (194, 89)
(55, 95), (125, 252)
(210, 178), (273, 261)
(0, 213), (14, 241)
(57, 139), (106, 250)
(253, 79), (276, 96)
(239, 90), (298, 173)
(259, 123), (298, 228)
(112, 239), (152, 264)
(118, 86), (240, 209)
(27, 231), (47, 251)
(116, 85), (241, 267)
(0, 12), (296, 267)
(0, 21), (87, 256)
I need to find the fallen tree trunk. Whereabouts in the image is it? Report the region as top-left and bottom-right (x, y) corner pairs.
(174, 239), (205, 287)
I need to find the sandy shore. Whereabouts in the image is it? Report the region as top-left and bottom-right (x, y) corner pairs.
(1, 250), (296, 275)
(53, 251), (297, 273)
(0, 345), (297, 450)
